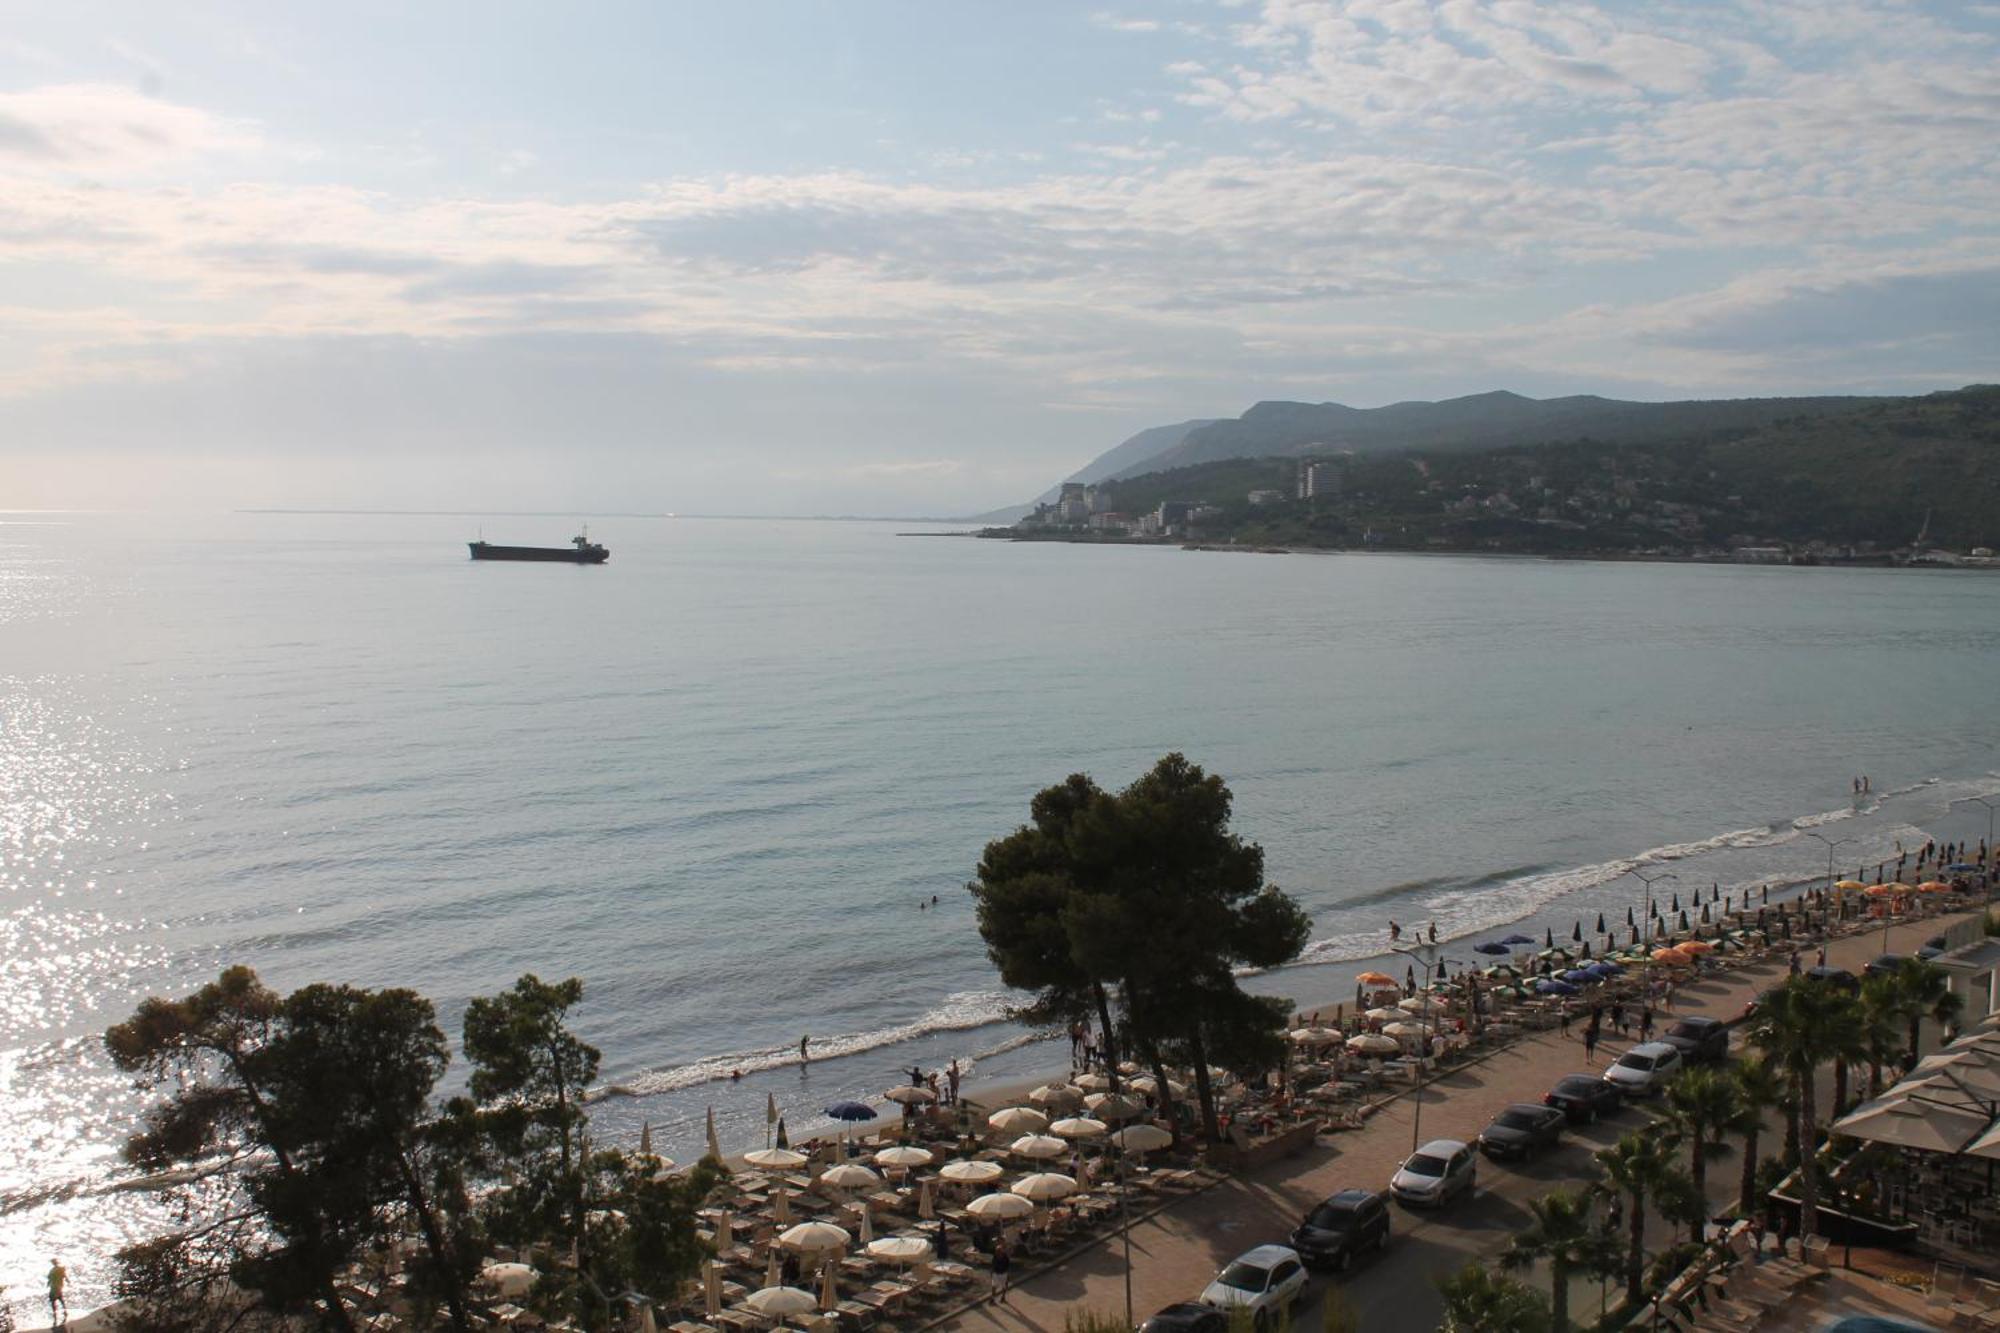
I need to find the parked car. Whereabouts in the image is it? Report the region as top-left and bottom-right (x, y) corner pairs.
(1140, 1303), (1229, 1333)
(1863, 953), (1907, 979)
(1659, 1015), (1730, 1064)
(1478, 1102), (1567, 1159)
(1198, 1245), (1309, 1328)
(1603, 1041), (1683, 1097)
(1806, 965), (1861, 993)
(1740, 986), (1780, 1022)
(1288, 1188), (1391, 1271)
(1545, 1073), (1624, 1123)
(1389, 1138), (1477, 1208)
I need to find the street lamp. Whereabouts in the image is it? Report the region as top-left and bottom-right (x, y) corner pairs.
(1624, 869), (1678, 947)
(1391, 943), (1457, 1153)
(1805, 832), (1855, 931)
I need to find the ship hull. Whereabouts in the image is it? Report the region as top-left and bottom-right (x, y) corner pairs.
(468, 542), (609, 564)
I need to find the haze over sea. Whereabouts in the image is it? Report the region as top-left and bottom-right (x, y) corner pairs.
(5, 510), (1999, 1316)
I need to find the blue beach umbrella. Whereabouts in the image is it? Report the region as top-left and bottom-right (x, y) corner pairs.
(1500, 934), (1535, 946)
(1560, 969), (1595, 985)
(1474, 942), (1512, 956)
(824, 1101), (877, 1123)
(1587, 961), (1623, 977)
(1535, 979), (1579, 996)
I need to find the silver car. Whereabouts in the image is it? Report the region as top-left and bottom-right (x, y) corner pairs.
(1389, 1138), (1476, 1208)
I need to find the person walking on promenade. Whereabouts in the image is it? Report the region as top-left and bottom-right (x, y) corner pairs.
(1789, 949), (1802, 976)
(1639, 1007), (1654, 1042)
(991, 1238), (1012, 1303)
(1559, 1001), (1572, 1038)
(1583, 1023), (1600, 1065)
(47, 1258), (68, 1327)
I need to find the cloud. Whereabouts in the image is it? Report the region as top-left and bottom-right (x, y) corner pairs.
(0, 83), (256, 171)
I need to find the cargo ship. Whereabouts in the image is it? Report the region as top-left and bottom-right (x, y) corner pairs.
(467, 531), (609, 564)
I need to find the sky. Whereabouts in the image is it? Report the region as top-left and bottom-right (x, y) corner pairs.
(1, 1), (1996, 516)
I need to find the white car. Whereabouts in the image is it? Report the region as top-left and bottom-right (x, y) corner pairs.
(1389, 1138), (1477, 1208)
(1603, 1041), (1682, 1097)
(1198, 1244), (1309, 1329)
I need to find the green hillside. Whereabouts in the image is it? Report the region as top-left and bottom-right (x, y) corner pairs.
(1075, 385), (2000, 554)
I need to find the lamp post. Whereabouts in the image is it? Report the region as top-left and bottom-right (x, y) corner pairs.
(1391, 943), (1456, 1153)
(1625, 869), (1678, 948)
(1805, 832), (1855, 932)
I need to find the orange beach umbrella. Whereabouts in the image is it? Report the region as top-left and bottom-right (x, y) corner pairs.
(1355, 971), (1396, 986)
(1678, 940), (1714, 954)
(1651, 947), (1693, 966)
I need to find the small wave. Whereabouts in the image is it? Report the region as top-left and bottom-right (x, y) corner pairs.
(1794, 804), (1866, 829)
(597, 990), (1015, 1100)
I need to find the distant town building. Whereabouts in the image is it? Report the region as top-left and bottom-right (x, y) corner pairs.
(1297, 460), (1342, 499)
(1248, 489), (1284, 506)
(1057, 481), (1090, 524)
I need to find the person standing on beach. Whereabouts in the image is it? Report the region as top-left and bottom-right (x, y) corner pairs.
(1559, 1001), (1572, 1038)
(799, 1034), (810, 1064)
(990, 1238), (1011, 1303)
(48, 1258), (68, 1326)
(947, 1060), (961, 1106)
(1389, 919), (1401, 942)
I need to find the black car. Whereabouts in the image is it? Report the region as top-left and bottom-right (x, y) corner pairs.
(1478, 1103), (1567, 1159)
(1863, 954), (1907, 979)
(1660, 1016), (1730, 1064)
(1805, 965), (1861, 993)
(1140, 1302), (1229, 1333)
(1289, 1189), (1390, 1272)
(1544, 1073), (1623, 1123)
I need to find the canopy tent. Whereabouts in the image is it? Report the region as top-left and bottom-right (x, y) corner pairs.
(1831, 1036), (2000, 1159)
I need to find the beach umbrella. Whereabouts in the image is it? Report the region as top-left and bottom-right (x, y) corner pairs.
(744, 1286), (818, 1319)
(1572, 921), (1583, 942)
(1626, 906), (1635, 926)
(867, 1236), (932, 1265)
(1355, 970), (1396, 986)
(859, 1206), (874, 1246)
(1085, 1092), (1145, 1120)
(1347, 1033), (1400, 1055)
(1289, 1026), (1341, 1044)
(639, 1121), (653, 1156)
(1129, 1075), (1187, 1098)
(987, 1106), (1048, 1135)
(823, 1100), (877, 1124)
(704, 1259), (723, 1318)
(715, 1206), (734, 1248)
(1110, 1124), (1174, 1153)
(1474, 941), (1511, 955)
(1711, 884), (1720, 902)
(1499, 933), (1534, 946)
(1535, 978), (1578, 996)
(745, 1147), (809, 1170)
(1629, 924), (1640, 944)
(1028, 1082), (1084, 1110)
(765, 1248), (782, 1289)
(1381, 1021), (1426, 1039)
(819, 1163), (881, 1191)
(1364, 1006), (1403, 1022)
(1406, 964), (1417, 991)
(968, 1191), (1036, 1220)
(1652, 947), (1693, 966)
(1117, 1060), (1141, 1075)
(819, 1260), (839, 1312)
(1670, 893), (1680, 912)
(1678, 909), (1690, 931)
(1544, 927), (1554, 948)
(1679, 939), (1714, 955)
(1073, 1072), (1114, 1091)
(775, 1116), (790, 1149)
(1011, 1172), (1079, 1202)
(774, 1185), (792, 1223)
(874, 1145), (933, 1169)
(1586, 962), (1622, 978)
(919, 1177), (936, 1219)
(1596, 912), (1606, 934)
(1560, 969), (1596, 984)
(779, 1221), (851, 1255)
(1010, 1133), (1067, 1160)
(940, 1158), (1003, 1184)
(883, 1085), (936, 1106)
(480, 1263), (536, 1299)
(1579, 942), (1592, 959)
(1701, 903), (1712, 923)
(1050, 1116), (1109, 1140)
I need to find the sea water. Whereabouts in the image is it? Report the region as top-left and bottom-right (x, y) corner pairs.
(4, 510), (1998, 1317)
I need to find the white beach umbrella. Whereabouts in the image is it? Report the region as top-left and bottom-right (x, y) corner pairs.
(987, 1106), (1049, 1135)
(967, 1191), (1036, 1220)
(940, 1158), (1003, 1184)
(1364, 1007), (1404, 1023)
(778, 1221), (851, 1255)
(874, 1145), (935, 1169)
(1381, 1021), (1427, 1039)
(1010, 1133), (1068, 1160)
(1085, 1092), (1145, 1121)
(480, 1263), (536, 1299)
(1028, 1082), (1086, 1110)
(1110, 1124), (1173, 1153)
(1129, 1075), (1187, 1098)
(743, 1286), (818, 1318)
(1399, 995), (1447, 1014)
(1117, 1060), (1141, 1075)
(884, 1084), (937, 1105)
(1347, 1033), (1400, 1056)
(1073, 1072), (1114, 1091)
(744, 1147), (809, 1170)
(1050, 1116), (1109, 1140)
(1288, 1027), (1341, 1045)
(1010, 1172), (1079, 1202)
(819, 1163), (881, 1190)
(867, 1236), (933, 1265)
(1833, 1097), (1993, 1153)
(1966, 1122), (2000, 1160)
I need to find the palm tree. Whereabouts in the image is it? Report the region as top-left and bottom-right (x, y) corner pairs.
(1731, 1054), (1786, 1218)
(1748, 976), (1864, 1239)
(1858, 976), (1906, 1098)
(1597, 1130), (1689, 1304)
(1660, 1066), (1743, 1239)
(1892, 957), (1964, 1065)
(1435, 1262), (1552, 1333)
(1501, 1187), (1616, 1330)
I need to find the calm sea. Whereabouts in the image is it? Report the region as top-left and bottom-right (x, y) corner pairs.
(5, 511), (1998, 1317)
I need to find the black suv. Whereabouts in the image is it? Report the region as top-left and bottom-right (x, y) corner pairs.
(1140, 1303), (1228, 1333)
(1289, 1188), (1391, 1272)
(1545, 1073), (1623, 1123)
(1659, 1016), (1729, 1064)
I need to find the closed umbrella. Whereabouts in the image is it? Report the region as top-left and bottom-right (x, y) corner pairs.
(1010, 1133), (1067, 1160)
(818, 1260), (839, 1312)
(705, 1259), (723, 1318)
(874, 1145), (934, 1169)
(1110, 1123), (1174, 1153)
(1049, 1116), (1109, 1139)
(779, 1221), (851, 1255)
(940, 1158), (1003, 1184)
(765, 1248), (782, 1289)
(1011, 1172), (1079, 1202)
(968, 1191), (1036, 1220)
(986, 1106), (1048, 1135)
(919, 1178), (936, 1218)
(774, 1185), (792, 1223)
(860, 1206), (873, 1245)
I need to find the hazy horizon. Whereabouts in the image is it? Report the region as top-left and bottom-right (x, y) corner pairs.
(3, 2), (1995, 516)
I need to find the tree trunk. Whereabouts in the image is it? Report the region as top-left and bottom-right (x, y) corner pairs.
(1832, 1058), (1849, 1117)
(1140, 1040), (1181, 1145)
(1092, 983), (1121, 1093)
(1908, 1015), (1922, 1067)
(1797, 1071), (1820, 1240)
(1187, 1026), (1222, 1144)
(1690, 1140), (1708, 1241)
(1738, 1122), (1762, 1218)
(1782, 1073), (1802, 1165)
(1625, 1188), (1646, 1304)
(398, 1152), (473, 1333)
(1551, 1259), (1569, 1332)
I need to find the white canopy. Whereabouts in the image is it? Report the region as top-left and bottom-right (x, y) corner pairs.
(743, 1286), (818, 1317)
(1009, 1133), (1068, 1160)
(1010, 1171), (1079, 1202)
(865, 1236), (933, 1264)
(819, 1163), (882, 1189)
(1049, 1116), (1109, 1139)
(967, 1191), (1036, 1219)
(939, 1158), (1003, 1183)
(874, 1145), (935, 1168)
(987, 1106), (1049, 1135)
(743, 1148), (809, 1170)
(778, 1221), (851, 1254)
(1110, 1123), (1173, 1153)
